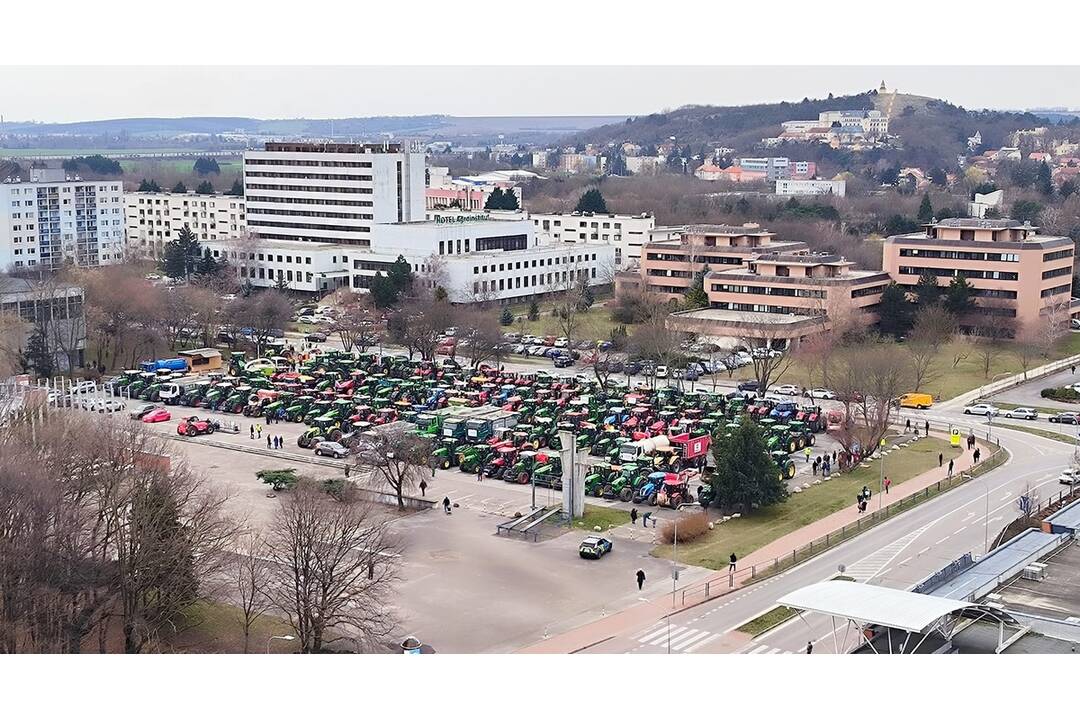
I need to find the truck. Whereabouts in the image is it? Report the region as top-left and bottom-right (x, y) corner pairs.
(139, 358), (189, 373)
(668, 432), (711, 470)
(618, 435), (672, 465)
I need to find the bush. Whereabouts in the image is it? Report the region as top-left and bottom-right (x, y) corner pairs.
(1041, 387), (1080, 401)
(257, 468), (299, 491)
(659, 510), (711, 544)
(499, 307), (514, 326)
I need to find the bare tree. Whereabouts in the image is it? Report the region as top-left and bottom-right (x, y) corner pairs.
(0, 306), (28, 377)
(353, 426), (432, 510)
(264, 483), (399, 653)
(399, 297), (455, 361)
(950, 330), (973, 369)
(907, 304), (955, 391)
(629, 313), (685, 388)
(231, 529), (274, 654)
(1037, 295), (1072, 358)
(331, 293), (380, 353)
(230, 290), (293, 357)
(969, 320), (1014, 379)
(793, 333), (834, 395)
(737, 320), (795, 396)
(457, 309), (505, 369)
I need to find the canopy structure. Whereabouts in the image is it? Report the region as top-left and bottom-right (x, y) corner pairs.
(778, 581), (1028, 654)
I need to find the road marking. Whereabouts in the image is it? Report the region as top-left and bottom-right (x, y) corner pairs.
(634, 624), (669, 644)
(683, 634), (718, 653)
(747, 645), (770, 654)
(671, 630), (712, 651)
(765, 647), (784, 654)
(650, 627), (698, 646)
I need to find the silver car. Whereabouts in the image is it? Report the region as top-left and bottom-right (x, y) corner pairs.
(314, 441), (350, 459)
(1003, 407), (1038, 420)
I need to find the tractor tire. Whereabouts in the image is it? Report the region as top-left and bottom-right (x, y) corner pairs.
(796, 437), (806, 449)
(788, 440), (797, 454)
(619, 487), (633, 503)
(441, 458), (450, 470)
(593, 486), (604, 498)
(186, 427), (196, 437)
(206, 425), (214, 435)
(786, 464), (796, 479)
(648, 492), (658, 506)
(518, 473), (529, 485)
(778, 472), (785, 483)
(808, 434), (815, 446)
(671, 460), (682, 472)
(330, 429), (343, 442)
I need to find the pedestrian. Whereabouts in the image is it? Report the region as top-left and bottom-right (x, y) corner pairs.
(884, 476), (891, 494)
(636, 569), (646, 591)
(344, 464), (351, 478)
(419, 479), (427, 497)
(630, 507), (639, 525)
(267, 436), (272, 449)
(477, 465), (483, 482)
(806, 641), (814, 655)
(1072, 364), (1076, 375)
(948, 458), (954, 478)
(278, 436), (283, 449)
(729, 553), (737, 572)
(905, 418), (911, 432)
(250, 425), (255, 440)
(431, 460), (436, 478)
(859, 500), (867, 514)
(812, 458), (819, 476)
(442, 496), (451, 515)
(642, 511), (652, 527)
(804, 446), (811, 463)
(862, 485), (870, 501)
(938, 452), (943, 468)
(256, 423), (262, 439)
(832, 450), (837, 465)
(974, 447), (981, 464)
(924, 420), (930, 436)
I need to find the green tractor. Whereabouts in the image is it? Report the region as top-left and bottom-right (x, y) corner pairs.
(412, 413), (442, 439)
(533, 453), (564, 489)
(297, 416), (342, 448)
(432, 438), (459, 470)
(302, 400), (335, 425)
(603, 464), (643, 503)
(584, 463), (619, 498)
(284, 396), (315, 423)
(787, 420), (816, 450)
(261, 394), (294, 422)
(456, 443), (496, 474)
(770, 424), (800, 455)
(139, 382), (165, 402)
(221, 386), (254, 414)
(772, 451), (797, 482)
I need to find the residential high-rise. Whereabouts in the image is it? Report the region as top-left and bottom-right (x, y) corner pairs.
(242, 141), (425, 247)
(0, 168), (125, 271)
(124, 191), (247, 259)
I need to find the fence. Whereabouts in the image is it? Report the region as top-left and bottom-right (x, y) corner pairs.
(673, 445), (1009, 607)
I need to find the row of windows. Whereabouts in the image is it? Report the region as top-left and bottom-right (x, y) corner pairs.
(649, 269), (694, 279)
(972, 288), (1017, 299)
(246, 195), (373, 208)
(1042, 266), (1071, 280)
(471, 254), (598, 274)
(850, 284), (888, 298)
(246, 158), (371, 168)
(473, 268), (596, 295)
(9, 185), (119, 194)
(240, 266), (315, 284)
(1041, 284), (1071, 298)
(899, 248), (1020, 262)
(252, 232), (369, 247)
(245, 183), (372, 195)
(645, 253), (743, 265)
(714, 301), (824, 317)
(899, 266), (1019, 281)
(1044, 249), (1074, 262)
(247, 207), (371, 221)
(249, 219), (370, 234)
(134, 197), (242, 209)
(710, 283), (825, 299)
(245, 171), (373, 182)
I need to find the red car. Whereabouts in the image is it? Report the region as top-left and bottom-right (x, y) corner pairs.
(142, 408), (172, 423)
(177, 415), (218, 436)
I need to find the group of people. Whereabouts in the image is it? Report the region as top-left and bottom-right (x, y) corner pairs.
(267, 435), (285, 449)
(903, 419), (931, 437)
(856, 484), (873, 514)
(811, 453), (833, 477)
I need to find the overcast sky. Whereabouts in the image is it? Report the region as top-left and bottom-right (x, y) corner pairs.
(2, 66), (1079, 123)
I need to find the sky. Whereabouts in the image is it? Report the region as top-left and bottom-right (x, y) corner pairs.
(2, 66), (1080, 123)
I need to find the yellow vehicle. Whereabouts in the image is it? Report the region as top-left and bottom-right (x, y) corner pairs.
(897, 392), (934, 410)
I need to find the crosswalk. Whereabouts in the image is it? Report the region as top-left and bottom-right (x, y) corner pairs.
(740, 644), (793, 654)
(630, 622), (719, 653)
(843, 522), (933, 582)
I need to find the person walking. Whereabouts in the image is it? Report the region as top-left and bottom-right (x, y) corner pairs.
(924, 420), (930, 436)
(806, 641), (814, 655)
(862, 485), (871, 501)
(267, 436), (272, 449)
(729, 553), (737, 572)
(832, 450), (837, 466)
(431, 460), (437, 478)
(476, 465), (483, 483)
(948, 458), (954, 478)
(804, 446), (812, 463)
(884, 476), (891, 494)
(630, 507), (638, 525)
(973, 447), (981, 464)
(636, 569), (646, 591)
(250, 424), (255, 440)
(278, 436), (284, 449)
(419, 479), (428, 497)
(938, 452), (943, 468)
(344, 464), (351, 479)
(905, 418), (911, 433)
(812, 457), (819, 476)
(442, 496), (451, 515)
(1072, 364), (1076, 375)
(256, 423), (262, 439)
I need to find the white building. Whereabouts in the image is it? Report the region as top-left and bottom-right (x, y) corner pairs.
(968, 190), (1004, 219)
(0, 168), (124, 271)
(242, 141), (425, 247)
(125, 191), (246, 259)
(203, 237), (352, 294)
(528, 211), (655, 268)
(774, 179), (847, 197)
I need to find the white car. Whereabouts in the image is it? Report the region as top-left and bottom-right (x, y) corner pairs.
(314, 441), (350, 459)
(963, 403), (1000, 417)
(655, 365), (669, 379)
(522, 334), (540, 345)
(554, 337), (569, 348)
(774, 384), (801, 396)
(1004, 407), (1038, 420)
(1058, 469), (1080, 485)
(805, 388), (838, 400)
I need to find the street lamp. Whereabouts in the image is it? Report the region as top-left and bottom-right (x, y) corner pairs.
(668, 501), (698, 654)
(267, 634), (296, 654)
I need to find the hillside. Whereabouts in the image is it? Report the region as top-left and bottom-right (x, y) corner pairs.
(566, 89), (1058, 172)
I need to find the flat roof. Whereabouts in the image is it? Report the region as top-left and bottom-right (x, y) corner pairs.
(1044, 497), (1080, 531)
(925, 529), (1065, 601)
(995, 543), (1080, 623)
(711, 267), (888, 282)
(780, 582), (976, 634)
(177, 348), (221, 359)
(684, 224), (772, 235)
(674, 308), (818, 326)
(933, 218), (1032, 229)
(207, 237), (344, 251)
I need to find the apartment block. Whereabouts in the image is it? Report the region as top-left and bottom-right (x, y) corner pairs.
(0, 168), (124, 271)
(242, 141), (425, 247)
(883, 218), (1077, 332)
(530, 211), (654, 268)
(775, 179), (846, 197)
(125, 191), (246, 259)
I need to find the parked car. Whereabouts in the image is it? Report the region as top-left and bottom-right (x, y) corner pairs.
(553, 354), (574, 368)
(314, 440), (350, 459)
(129, 403), (158, 419)
(306, 331), (328, 343)
(578, 536), (613, 559)
(1059, 469), (1080, 485)
(963, 403), (1000, 417)
(737, 380), (760, 393)
(1050, 412), (1080, 424)
(805, 388), (837, 400)
(522, 334), (540, 345)
(1072, 318), (1080, 330)
(655, 365), (669, 379)
(624, 360), (642, 376)
(1003, 407), (1038, 420)
(141, 408), (172, 423)
(554, 337), (569, 348)
(503, 332), (521, 342)
(774, 384), (801, 396)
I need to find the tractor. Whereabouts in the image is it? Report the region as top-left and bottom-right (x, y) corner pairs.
(457, 443), (498, 475)
(787, 420), (816, 449)
(584, 463), (618, 498)
(603, 464), (643, 503)
(655, 472), (697, 509)
(485, 446), (519, 480)
(772, 451), (797, 482)
(794, 405), (826, 433)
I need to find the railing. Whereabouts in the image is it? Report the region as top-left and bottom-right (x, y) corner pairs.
(674, 445), (1009, 607)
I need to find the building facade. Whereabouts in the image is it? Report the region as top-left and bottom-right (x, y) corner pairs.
(882, 218), (1076, 332)
(529, 211), (655, 268)
(774, 179), (846, 197)
(0, 275), (86, 370)
(203, 238), (352, 294)
(0, 168), (124, 271)
(242, 141), (425, 247)
(124, 191), (246, 259)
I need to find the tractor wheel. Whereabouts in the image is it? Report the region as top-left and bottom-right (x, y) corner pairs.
(593, 486), (604, 498)
(206, 425), (214, 435)
(671, 460), (682, 472)
(441, 458), (450, 470)
(619, 487), (633, 503)
(778, 472), (785, 483)
(796, 437), (806, 449)
(330, 429), (343, 442)
(648, 492), (658, 506)
(786, 464), (796, 479)
(518, 473), (529, 485)
(788, 440), (797, 454)
(186, 427), (196, 437)
(808, 434), (816, 446)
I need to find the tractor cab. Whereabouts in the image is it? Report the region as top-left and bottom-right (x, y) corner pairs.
(485, 445), (519, 479)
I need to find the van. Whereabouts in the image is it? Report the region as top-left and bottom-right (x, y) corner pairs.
(897, 393), (934, 409)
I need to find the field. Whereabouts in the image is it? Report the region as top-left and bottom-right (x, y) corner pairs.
(171, 600), (295, 654)
(0, 147), (187, 157)
(652, 438), (959, 570)
(506, 298), (620, 343)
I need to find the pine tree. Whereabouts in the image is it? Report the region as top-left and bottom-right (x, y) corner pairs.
(575, 188), (608, 214)
(527, 299), (540, 321)
(944, 276), (975, 317)
(387, 255), (413, 295)
(228, 179), (244, 196)
(502, 189), (519, 210)
(914, 271), (941, 306)
(172, 181), (188, 194)
(195, 180), (214, 195)
(484, 188), (506, 210)
(369, 273), (398, 308)
(1036, 161), (1054, 197)
(706, 418), (787, 514)
(138, 178), (161, 192)
(877, 283), (914, 338)
(500, 307), (514, 326)
(917, 193), (934, 223)
(684, 267), (710, 309)
(161, 225), (201, 279)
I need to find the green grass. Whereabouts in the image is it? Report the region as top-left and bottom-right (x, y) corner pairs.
(0, 147), (186, 157)
(509, 302), (620, 344)
(174, 600), (295, 653)
(996, 423), (1078, 445)
(652, 438), (959, 570)
(993, 401), (1074, 415)
(572, 503), (631, 531)
(736, 606), (797, 636)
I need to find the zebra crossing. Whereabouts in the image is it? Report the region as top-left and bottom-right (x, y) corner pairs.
(740, 644), (793, 654)
(843, 522), (934, 582)
(630, 622), (719, 653)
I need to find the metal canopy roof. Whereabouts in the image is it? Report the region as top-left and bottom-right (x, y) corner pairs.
(778, 582), (977, 634)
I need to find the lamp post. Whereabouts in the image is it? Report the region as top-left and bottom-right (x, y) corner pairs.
(668, 501), (697, 654)
(267, 634), (296, 654)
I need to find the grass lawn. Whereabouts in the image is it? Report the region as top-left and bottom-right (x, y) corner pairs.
(653, 437), (959, 570)
(572, 503), (631, 531)
(997, 422), (1078, 445)
(0, 147), (185, 157)
(171, 600), (295, 653)
(508, 300), (620, 343)
(736, 605), (796, 636)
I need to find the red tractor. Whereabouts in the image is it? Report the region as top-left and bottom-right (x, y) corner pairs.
(177, 415), (219, 437)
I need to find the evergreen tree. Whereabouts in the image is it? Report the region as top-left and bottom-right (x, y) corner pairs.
(914, 271), (941, 306)
(386, 255), (414, 295)
(575, 188), (608, 214)
(161, 225), (202, 280)
(877, 283), (914, 338)
(1036, 161), (1054, 197)
(706, 418), (787, 514)
(500, 307), (514, 326)
(138, 178), (161, 192)
(433, 286), (449, 302)
(193, 157), (221, 175)
(1060, 179), (1078, 199)
(929, 167), (948, 186)
(502, 188), (519, 210)
(485, 187), (507, 210)
(25, 328), (54, 378)
(369, 273), (397, 308)
(228, 178), (244, 196)
(172, 181), (188, 194)
(195, 180), (214, 195)
(684, 266), (710, 309)
(944, 275), (975, 317)
(917, 193), (934, 223)
(527, 299), (540, 321)
(196, 252), (219, 276)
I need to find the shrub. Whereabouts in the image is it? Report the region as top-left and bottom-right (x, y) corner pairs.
(1041, 387), (1080, 401)
(499, 307), (514, 326)
(257, 468), (299, 491)
(659, 510), (711, 544)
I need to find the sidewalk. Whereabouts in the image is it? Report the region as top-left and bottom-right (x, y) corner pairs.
(519, 433), (989, 653)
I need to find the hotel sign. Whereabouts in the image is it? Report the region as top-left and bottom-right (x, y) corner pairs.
(434, 214), (489, 224)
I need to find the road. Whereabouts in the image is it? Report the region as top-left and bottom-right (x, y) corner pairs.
(580, 406), (1075, 654)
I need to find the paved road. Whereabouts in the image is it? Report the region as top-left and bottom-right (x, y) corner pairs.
(989, 366), (1080, 412)
(581, 408), (1074, 654)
